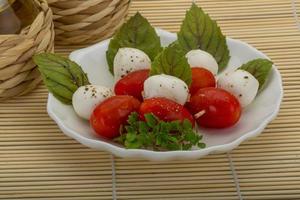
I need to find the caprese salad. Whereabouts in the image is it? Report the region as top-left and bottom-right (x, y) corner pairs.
(34, 3), (273, 151)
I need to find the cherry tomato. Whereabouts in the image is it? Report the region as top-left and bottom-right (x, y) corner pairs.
(189, 67), (216, 95)
(139, 97), (195, 126)
(187, 87), (241, 129)
(90, 95), (141, 139)
(114, 69), (150, 101)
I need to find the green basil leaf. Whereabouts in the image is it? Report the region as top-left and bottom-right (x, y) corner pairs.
(238, 58), (273, 90)
(177, 3), (230, 71)
(52, 90), (72, 105)
(33, 53), (90, 105)
(106, 12), (162, 74)
(150, 43), (192, 85)
(43, 76), (74, 100)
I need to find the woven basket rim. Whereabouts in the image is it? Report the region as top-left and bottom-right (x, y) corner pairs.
(1, 0), (47, 37)
(0, 0), (54, 100)
(47, 0), (131, 45)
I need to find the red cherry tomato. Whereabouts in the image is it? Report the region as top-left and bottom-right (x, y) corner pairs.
(139, 97), (195, 126)
(189, 67), (216, 95)
(187, 88), (241, 129)
(90, 95), (141, 139)
(114, 69), (150, 101)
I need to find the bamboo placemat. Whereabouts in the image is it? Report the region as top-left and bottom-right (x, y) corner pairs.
(1, 0), (300, 199)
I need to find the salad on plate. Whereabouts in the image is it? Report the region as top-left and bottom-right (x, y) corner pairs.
(34, 4), (275, 152)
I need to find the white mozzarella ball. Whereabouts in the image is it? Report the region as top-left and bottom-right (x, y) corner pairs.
(72, 85), (113, 120)
(185, 49), (218, 75)
(113, 47), (151, 80)
(143, 74), (189, 105)
(217, 69), (259, 107)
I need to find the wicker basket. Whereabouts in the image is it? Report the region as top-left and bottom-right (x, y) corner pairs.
(47, 0), (130, 45)
(0, 0), (54, 101)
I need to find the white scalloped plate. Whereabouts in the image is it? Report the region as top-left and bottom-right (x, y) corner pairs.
(47, 29), (283, 161)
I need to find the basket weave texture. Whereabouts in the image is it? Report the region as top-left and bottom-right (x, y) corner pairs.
(47, 0), (130, 45)
(0, 0), (54, 101)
